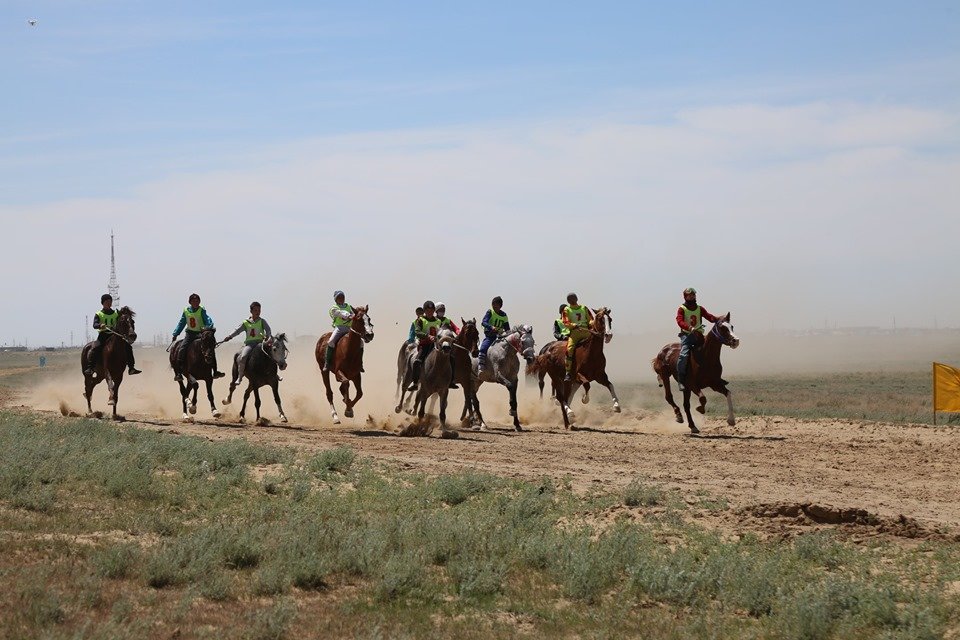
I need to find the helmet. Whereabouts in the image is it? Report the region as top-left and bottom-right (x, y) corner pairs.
(683, 287), (697, 296)
(188, 293), (201, 303)
(436, 302), (446, 311)
(423, 300), (436, 310)
(333, 290), (345, 300)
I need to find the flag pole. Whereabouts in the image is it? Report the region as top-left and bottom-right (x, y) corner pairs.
(932, 362), (937, 426)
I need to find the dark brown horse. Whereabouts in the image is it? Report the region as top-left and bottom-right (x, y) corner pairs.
(222, 334), (289, 424)
(526, 307), (620, 430)
(315, 305), (373, 424)
(169, 328), (221, 421)
(81, 306), (137, 420)
(450, 319), (481, 426)
(651, 313), (739, 434)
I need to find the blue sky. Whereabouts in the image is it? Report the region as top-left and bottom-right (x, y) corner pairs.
(2, 1), (958, 346)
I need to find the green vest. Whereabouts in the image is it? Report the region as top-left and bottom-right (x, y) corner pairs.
(96, 309), (117, 332)
(417, 316), (442, 338)
(439, 316), (453, 328)
(488, 309), (508, 330)
(331, 303), (354, 327)
(680, 305), (703, 333)
(555, 317), (570, 338)
(564, 304), (589, 328)
(184, 306), (206, 333)
(242, 318), (265, 344)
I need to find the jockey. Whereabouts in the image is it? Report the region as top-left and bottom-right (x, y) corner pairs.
(407, 306), (424, 345)
(436, 302), (460, 389)
(323, 290), (364, 374)
(84, 293), (140, 376)
(676, 287), (719, 390)
(562, 293), (593, 383)
(552, 303), (570, 342)
(219, 301), (272, 386)
(478, 296), (509, 375)
(410, 300), (442, 389)
(171, 293), (225, 382)
(435, 303), (460, 334)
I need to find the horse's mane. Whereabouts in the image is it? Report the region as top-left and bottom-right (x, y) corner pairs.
(118, 306), (135, 317)
(274, 332), (287, 344)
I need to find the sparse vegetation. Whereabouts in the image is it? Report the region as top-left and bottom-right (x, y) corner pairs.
(0, 408), (958, 638)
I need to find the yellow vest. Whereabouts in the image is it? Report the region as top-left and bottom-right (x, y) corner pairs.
(488, 309), (508, 330)
(564, 304), (589, 328)
(242, 318), (265, 344)
(184, 306), (206, 332)
(417, 317), (442, 337)
(680, 305), (703, 333)
(555, 317), (570, 337)
(96, 309), (117, 332)
(330, 303), (353, 327)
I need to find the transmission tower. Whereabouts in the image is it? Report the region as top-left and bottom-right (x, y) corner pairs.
(108, 230), (120, 302)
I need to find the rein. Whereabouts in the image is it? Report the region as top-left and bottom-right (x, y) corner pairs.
(102, 327), (133, 344)
(710, 322), (732, 345)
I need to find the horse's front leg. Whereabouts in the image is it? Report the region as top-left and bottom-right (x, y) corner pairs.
(438, 390), (449, 433)
(344, 376), (362, 419)
(206, 379), (222, 418)
(111, 380), (121, 420)
(595, 375), (622, 413)
(712, 384), (735, 426)
(190, 383), (199, 416)
(177, 380), (191, 420)
(563, 381), (582, 428)
(105, 373), (116, 406)
(271, 381), (287, 423)
(253, 387), (262, 422)
(84, 376), (96, 414)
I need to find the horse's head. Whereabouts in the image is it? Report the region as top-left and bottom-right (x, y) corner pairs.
(199, 328), (217, 365)
(115, 306), (137, 343)
(352, 305), (374, 343)
(459, 317), (480, 352)
(592, 307), (613, 344)
(517, 324), (536, 364)
(711, 312), (739, 349)
(436, 327), (456, 354)
(264, 333), (289, 371)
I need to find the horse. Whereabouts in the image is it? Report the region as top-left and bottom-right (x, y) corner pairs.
(221, 334), (289, 424)
(169, 328), (222, 421)
(466, 325), (536, 431)
(410, 327), (458, 436)
(526, 307), (620, 430)
(652, 312), (740, 434)
(81, 306), (137, 420)
(450, 319), (481, 427)
(315, 305), (373, 424)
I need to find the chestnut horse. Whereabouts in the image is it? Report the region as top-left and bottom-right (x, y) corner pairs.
(169, 328), (221, 421)
(315, 305), (374, 424)
(526, 307), (620, 430)
(651, 312), (739, 434)
(81, 306), (137, 420)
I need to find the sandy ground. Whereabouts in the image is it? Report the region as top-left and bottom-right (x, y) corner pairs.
(10, 344), (960, 542)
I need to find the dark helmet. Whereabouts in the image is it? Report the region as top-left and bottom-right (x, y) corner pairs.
(423, 300), (436, 310)
(683, 287), (697, 297)
(491, 296), (503, 306)
(101, 293), (113, 303)
(566, 292), (578, 301)
(250, 301), (261, 310)
(188, 293), (201, 303)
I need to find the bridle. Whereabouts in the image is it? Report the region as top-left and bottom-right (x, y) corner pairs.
(710, 321), (735, 346)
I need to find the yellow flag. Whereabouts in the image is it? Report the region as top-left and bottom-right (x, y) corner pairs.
(933, 362), (960, 412)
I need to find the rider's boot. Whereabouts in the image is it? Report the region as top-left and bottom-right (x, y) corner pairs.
(449, 361), (458, 389)
(409, 359), (422, 391)
(563, 356), (574, 383)
(322, 345), (335, 372)
(128, 366), (141, 375)
(83, 349), (97, 377)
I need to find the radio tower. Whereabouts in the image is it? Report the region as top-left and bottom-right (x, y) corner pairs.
(108, 230), (120, 302)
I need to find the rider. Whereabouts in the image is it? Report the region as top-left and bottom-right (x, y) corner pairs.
(552, 303), (570, 342)
(436, 302), (460, 389)
(171, 293), (225, 382)
(478, 296), (509, 375)
(323, 290), (364, 374)
(84, 293), (141, 376)
(219, 301), (273, 386)
(562, 292), (593, 383)
(407, 306), (424, 345)
(410, 300), (442, 389)
(676, 287), (719, 390)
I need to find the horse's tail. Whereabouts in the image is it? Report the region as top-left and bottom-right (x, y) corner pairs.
(651, 354), (666, 387)
(525, 355), (544, 378)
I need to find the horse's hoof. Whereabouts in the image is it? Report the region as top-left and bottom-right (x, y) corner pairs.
(280, 415), (288, 423)
(332, 418), (341, 425)
(613, 404), (621, 413)
(696, 406), (705, 415)
(344, 409), (354, 419)
(405, 409), (415, 416)
(581, 396), (589, 405)
(222, 399), (230, 406)
(689, 427), (700, 434)
(569, 424), (579, 431)
(212, 410), (222, 419)
(727, 418), (736, 426)
(189, 404), (197, 415)
(514, 424), (523, 432)
(440, 429), (459, 439)
(509, 409), (516, 417)
(183, 415), (193, 422)
(238, 416), (245, 424)
(675, 414), (684, 424)
(107, 399), (115, 406)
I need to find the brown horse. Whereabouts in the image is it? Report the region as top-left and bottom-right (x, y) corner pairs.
(651, 313), (739, 434)
(315, 305), (373, 424)
(81, 306), (137, 420)
(526, 307), (620, 430)
(450, 319), (481, 426)
(169, 328), (222, 421)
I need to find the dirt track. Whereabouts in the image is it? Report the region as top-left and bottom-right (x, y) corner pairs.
(32, 405), (960, 541)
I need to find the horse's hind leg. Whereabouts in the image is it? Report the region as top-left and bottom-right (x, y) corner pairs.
(239, 385), (252, 423)
(344, 377), (362, 419)
(594, 374), (621, 413)
(580, 382), (591, 405)
(683, 389), (698, 434)
(696, 391), (707, 415)
(659, 371), (683, 423)
(253, 387), (262, 422)
(322, 373), (341, 425)
(271, 382), (287, 423)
